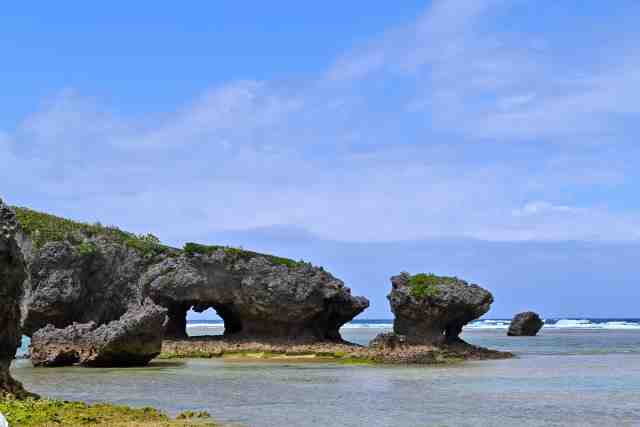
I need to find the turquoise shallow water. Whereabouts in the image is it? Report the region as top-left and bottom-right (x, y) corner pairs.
(11, 328), (640, 427)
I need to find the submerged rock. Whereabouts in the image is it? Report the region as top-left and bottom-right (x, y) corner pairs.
(507, 311), (544, 336)
(0, 200), (33, 398)
(30, 299), (167, 367)
(388, 272), (493, 345)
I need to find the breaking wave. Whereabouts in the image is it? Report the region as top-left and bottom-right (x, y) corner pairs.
(185, 318), (640, 331)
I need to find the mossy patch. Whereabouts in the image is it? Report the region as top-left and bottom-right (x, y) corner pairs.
(0, 398), (219, 426)
(406, 273), (459, 299)
(183, 242), (304, 269)
(13, 207), (170, 257)
(157, 349), (222, 359)
(336, 356), (376, 365)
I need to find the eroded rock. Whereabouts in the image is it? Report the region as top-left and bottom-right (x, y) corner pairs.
(30, 299), (167, 367)
(0, 199), (33, 398)
(388, 272), (493, 345)
(145, 251), (369, 341)
(20, 237), (158, 336)
(507, 311), (544, 336)
(16, 207), (369, 347)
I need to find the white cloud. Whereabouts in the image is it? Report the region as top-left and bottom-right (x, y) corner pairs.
(2, 0), (640, 244)
(512, 201), (578, 217)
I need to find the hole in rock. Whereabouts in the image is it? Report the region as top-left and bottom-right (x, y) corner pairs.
(186, 307), (224, 337)
(164, 302), (243, 339)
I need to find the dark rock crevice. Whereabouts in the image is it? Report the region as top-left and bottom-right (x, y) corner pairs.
(163, 302), (191, 339)
(0, 200), (34, 397)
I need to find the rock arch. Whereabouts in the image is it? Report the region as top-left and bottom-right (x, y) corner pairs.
(144, 253), (368, 342)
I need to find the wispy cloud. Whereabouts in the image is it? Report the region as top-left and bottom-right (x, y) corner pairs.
(2, 0), (640, 244)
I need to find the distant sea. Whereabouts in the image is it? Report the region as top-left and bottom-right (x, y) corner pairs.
(185, 317), (640, 330)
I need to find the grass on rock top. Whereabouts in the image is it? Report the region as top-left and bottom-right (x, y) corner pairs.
(13, 207), (170, 257)
(183, 242), (304, 269)
(12, 206), (306, 268)
(406, 273), (459, 299)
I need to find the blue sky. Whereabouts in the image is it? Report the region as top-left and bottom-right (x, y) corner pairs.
(2, 1), (640, 318)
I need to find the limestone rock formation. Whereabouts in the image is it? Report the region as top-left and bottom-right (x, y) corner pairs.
(144, 249), (369, 341)
(15, 207), (369, 345)
(388, 272), (493, 345)
(19, 233), (164, 336)
(507, 311), (544, 336)
(30, 299), (167, 367)
(0, 199), (33, 398)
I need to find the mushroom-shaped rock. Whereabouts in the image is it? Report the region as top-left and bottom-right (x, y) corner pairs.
(144, 247), (369, 341)
(507, 311), (543, 336)
(388, 272), (493, 345)
(0, 200), (34, 398)
(30, 299), (167, 367)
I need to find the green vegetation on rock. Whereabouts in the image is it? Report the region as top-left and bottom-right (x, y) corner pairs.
(76, 241), (98, 257)
(13, 207), (169, 257)
(12, 206), (307, 267)
(0, 398), (218, 426)
(183, 242), (303, 269)
(406, 273), (459, 299)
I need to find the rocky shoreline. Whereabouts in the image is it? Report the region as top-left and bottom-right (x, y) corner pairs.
(159, 336), (512, 364)
(0, 199), (521, 403)
(0, 198), (521, 427)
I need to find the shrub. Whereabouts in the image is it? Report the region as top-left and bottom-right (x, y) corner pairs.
(183, 242), (302, 269)
(14, 207), (169, 258)
(406, 273), (458, 299)
(76, 241), (98, 256)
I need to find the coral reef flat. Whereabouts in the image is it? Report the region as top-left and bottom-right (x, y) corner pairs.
(11, 328), (640, 427)
(159, 336), (512, 364)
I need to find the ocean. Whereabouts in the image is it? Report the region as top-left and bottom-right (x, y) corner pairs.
(12, 319), (640, 426)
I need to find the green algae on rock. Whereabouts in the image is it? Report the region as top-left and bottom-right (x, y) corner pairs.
(0, 398), (220, 426)
(158, 335), (511, 365)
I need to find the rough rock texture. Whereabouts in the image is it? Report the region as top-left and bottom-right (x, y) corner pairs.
(508, 311), (544, 336)
(388, 273), (493, 345)
(369, 333), (407, 351)
(30, 300), (167, 367)
(17, 207), (368, 347)
(0, 200), (33, 398)
(144, 252), (369, 341)
(20, 238), (156, 336)
(160, 335), (513, 365)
